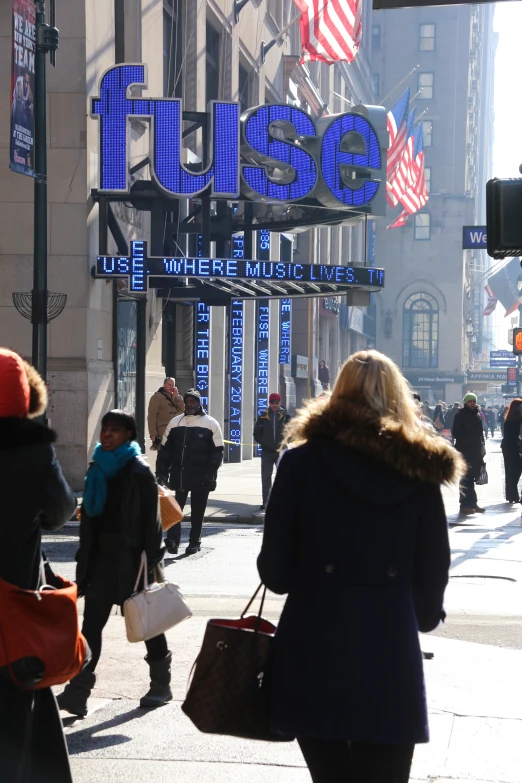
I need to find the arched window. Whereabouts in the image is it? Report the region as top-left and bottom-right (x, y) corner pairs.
(403, 293), (438, 368)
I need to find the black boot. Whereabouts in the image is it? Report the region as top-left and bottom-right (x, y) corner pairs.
(56, 670), (96, 717)
(140, 651), (173, 708)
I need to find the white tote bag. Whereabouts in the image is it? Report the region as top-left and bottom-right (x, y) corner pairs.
(124, 551), (192, 642)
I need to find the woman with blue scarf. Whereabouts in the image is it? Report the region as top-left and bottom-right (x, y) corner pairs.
(57, 410), (171, 717)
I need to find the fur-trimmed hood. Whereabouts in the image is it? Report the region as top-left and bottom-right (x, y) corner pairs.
(299, 399), (465, 487)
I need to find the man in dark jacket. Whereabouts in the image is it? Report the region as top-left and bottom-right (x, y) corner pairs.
(486, 406), (497, 438)
(253, 392), (291, 510)
(157, 389), (224, 554)
(452, 392), (485, 515)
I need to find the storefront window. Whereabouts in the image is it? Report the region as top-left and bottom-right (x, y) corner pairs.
(117, 299), (138, 414)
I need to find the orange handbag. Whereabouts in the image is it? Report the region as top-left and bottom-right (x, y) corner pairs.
(0, 570), (87, 690)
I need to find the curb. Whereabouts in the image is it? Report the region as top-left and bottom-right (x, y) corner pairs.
(61, 514), (265, 532)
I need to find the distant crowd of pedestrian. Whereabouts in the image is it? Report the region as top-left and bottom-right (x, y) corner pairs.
(413, 396), (504, 440)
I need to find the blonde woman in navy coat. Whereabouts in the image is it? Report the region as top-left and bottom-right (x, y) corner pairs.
(258, 350), (462, 783)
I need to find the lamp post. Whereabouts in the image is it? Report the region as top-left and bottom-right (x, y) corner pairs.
(32, 1), (59, 379)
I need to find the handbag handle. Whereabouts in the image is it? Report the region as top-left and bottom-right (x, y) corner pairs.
(133, 551), (149, 593)
(240, 582), (267, 633)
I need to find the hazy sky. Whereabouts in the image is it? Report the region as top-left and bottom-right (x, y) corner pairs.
(488, 2), (522, 349)
(493, 1), (522, 177)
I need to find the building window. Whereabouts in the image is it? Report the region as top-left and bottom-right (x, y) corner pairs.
(418, 72), (434, 99)
(163, 2), (177, 96)
(115, 0), (125, 63)
(424, 167), (431, 193)
(206, 22), (220, 104)
(403, 293), (438, 368)
(267, 0), (284, 28)
(414, 213), (431, 240)
(371, 73), (380, 97)
(422, 120), (433, 147)
(372, 24), (381, 50)
(419, 24), (435, 50)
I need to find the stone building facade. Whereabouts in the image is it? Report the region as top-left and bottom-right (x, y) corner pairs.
(0, 0), (380, 487)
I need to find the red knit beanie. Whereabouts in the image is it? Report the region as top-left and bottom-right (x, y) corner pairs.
(0, 349), (30, 418)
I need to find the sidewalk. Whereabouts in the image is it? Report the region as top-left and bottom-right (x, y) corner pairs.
(61, 615), (522, 783)
(69, 460), (266, 526)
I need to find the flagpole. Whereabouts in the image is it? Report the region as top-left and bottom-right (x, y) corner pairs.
(381, 66), (419, 106)
(261, 13), (301, 63)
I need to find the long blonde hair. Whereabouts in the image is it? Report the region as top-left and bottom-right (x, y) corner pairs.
(284, 349), (422, 446)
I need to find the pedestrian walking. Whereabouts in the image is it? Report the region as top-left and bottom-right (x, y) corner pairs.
(444, 402), (460, 434)
(0, 349), (77, 783)
(253, 392), (291, 511)
(147, 377), (184, 451)
(486, 407), (497, 438)
(157, 389), (224, 554)
(501, 398), (522, 503)
(478, 405), (488, 439)
(432, 401), (445, 434)
(318, 359), (330, 390)
(452, 393), (486, 515)
(257, 350), (460, 783)
(58, 410), (172, 717)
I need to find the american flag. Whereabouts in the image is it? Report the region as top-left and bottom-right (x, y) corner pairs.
(293, 0), (363, 65)
(386, 89), (410, 177)
(387, 110), (415, 208)
(483, 285), (498, 317)
(399, 124), (428, 214)
(385, 209), (409, 229)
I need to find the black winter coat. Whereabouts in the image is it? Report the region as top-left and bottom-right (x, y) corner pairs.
(0, 418), (77, 783)
(76, 456), (164, 606)
(253, 408), (291, 452)
(157, 413), (224, 492)
(258, 402), (457, 745)
(452, 405), (484, 478)
(501, 418), (521, 456)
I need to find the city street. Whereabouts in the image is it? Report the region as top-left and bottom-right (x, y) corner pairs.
(45, 434), (522, 783)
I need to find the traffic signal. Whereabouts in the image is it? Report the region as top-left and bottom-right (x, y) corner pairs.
(486, 178), (522, 259)
(513, 328), (522, 355)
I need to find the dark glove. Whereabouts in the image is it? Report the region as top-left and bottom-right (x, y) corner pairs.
(201, 473), (217, 491)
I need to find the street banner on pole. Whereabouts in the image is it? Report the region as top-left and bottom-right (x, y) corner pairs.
(10, 0), (36, 177)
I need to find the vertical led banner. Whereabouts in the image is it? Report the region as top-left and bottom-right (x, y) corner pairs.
(228, 233), (244, 462)
(10, 0), (36, 177)
(194, 235), (210, 410)
(195, 303), (211, 410)
(279, 299), (292, 365)
(255, 229), (271, 456)
(255, 300), (269, 457)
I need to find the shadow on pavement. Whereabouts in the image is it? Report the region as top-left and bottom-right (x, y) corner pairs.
(66, 707), (143, 754)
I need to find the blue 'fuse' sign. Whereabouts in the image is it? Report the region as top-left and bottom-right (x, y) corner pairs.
(96, 242), (385, 293)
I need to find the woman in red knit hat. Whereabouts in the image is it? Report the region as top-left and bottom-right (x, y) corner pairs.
(0, 349), (77, 783)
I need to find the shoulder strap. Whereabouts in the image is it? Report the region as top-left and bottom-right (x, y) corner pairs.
(133, 551), (148, 593)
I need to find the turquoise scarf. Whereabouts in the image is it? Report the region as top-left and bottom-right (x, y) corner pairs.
(83, 441), (142, 517)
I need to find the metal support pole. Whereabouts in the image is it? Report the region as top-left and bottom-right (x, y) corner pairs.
(32, 1), (49, 379)
(517, 304), (522, 397)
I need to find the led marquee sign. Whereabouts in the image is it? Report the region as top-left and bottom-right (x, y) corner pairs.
(229, 233), (245, 463)
(95, 241), (385, 294)
(91, 65), (387, 215)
